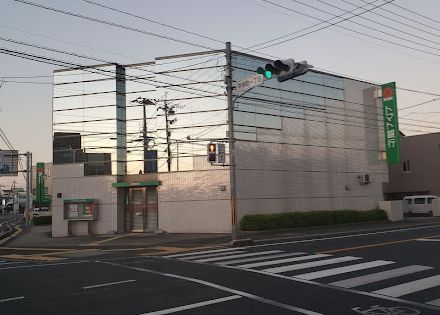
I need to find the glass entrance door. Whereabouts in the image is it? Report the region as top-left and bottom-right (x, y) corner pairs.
(131, 188), (145, 232)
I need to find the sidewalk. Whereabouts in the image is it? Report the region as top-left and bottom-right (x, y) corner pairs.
(4, 216), (440, 250)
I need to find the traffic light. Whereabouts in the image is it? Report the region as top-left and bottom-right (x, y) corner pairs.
(207, 143), (216, 162)
(256, 59), (313, 82)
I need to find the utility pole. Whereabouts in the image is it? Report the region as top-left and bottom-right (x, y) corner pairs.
(158, 96), (176, 172)
(226, 42), (238, 241)
(131, 97), (155, 173)
(24, 152), (32, 226)
(164, 100), (172, 172)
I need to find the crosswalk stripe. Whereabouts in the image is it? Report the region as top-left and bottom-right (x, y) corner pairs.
(194, 250), (283, 263)
(373, 274), (440, 297)
(427, 298), (440, 307)
(330, 265), (433, 288)
(164, 248), (239, 258)
(217, 252), (306, 266)
(179, 251), (246, 261)
(295, 260), (395, 280)
(263, 256), (362, 274)
(236, 254), (331, 269)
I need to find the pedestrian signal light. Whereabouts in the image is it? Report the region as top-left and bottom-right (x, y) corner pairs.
(207, 143), (217, 162)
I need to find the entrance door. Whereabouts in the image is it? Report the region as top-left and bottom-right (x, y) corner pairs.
(131, 188), (145, 232)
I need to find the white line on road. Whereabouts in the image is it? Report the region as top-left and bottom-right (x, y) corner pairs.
(373, 274), (440, 297)
(0, 261), (28, 266)
(428, 298), (440, 307)
(250, 224), (440, 249)
(217, 252), (306, 266)
(416, 238), (440, 242)
(221, 264), (440, 312)
(179, 251), (245, 261)
(236, 254), (331, 269)
(164, 248), (241, 258)
(194, 250), (283, 263)
(0, 261), (87, 270)
(295, 260), (395, 280)
(139, 295), (242, 314)
(263, 256), (361, 274)
(83, 279), (136, 289)
(0, 296), (25, 303)
(330, 265), (433, 288)
(101, 261), (323, 315)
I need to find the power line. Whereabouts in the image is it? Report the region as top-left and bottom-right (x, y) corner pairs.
(13, 0), (218, 51)
(251, 0), (387, 49)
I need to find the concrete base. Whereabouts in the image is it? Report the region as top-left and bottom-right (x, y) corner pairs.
(378, 201), (404, 222)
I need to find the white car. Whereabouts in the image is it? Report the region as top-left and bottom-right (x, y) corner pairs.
(32, 207), (51, 217)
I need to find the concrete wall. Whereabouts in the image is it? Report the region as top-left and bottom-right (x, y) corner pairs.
(235, 79), (388, 220)
(158, 167), (230, 233)
(386, 133), (440, 198)
(51, 163), (121, 237)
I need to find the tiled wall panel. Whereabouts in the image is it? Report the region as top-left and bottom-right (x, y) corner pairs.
(52, 164), (121, 237)
(158, 170), (230, 233)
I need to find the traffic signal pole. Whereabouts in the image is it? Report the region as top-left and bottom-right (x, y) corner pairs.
(225, 42), (238, 241)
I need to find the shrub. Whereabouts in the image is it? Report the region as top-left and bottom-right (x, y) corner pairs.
(240, 209), (388, 231)
(33, 216), (52, 225)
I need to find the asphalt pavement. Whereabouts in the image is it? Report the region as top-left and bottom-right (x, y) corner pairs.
(0, 218), (440, 314)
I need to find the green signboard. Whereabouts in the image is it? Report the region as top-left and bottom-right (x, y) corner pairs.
(381, 82), (400, 164)
(36, 162), (44, 205)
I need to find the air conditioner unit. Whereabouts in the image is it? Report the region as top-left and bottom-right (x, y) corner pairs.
(358, 174), (371, 185)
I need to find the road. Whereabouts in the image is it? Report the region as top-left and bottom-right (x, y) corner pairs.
(0, 223), (440, 314)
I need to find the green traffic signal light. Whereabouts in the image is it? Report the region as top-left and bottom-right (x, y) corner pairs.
(256, 67), (272, 79)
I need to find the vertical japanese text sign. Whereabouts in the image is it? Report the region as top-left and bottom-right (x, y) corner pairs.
(381, 82), (400, 164)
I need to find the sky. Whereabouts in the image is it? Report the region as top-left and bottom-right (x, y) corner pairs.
(1, 0), (440, 187)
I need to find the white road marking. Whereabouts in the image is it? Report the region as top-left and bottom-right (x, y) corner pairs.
(0, 261), (28, 266)
(220, 264), (440, 312)
(250, 224), (440, 249)
(373, 275), (440, 297)
(179, 251), (245, 261)
(0, 296), (25, 303)
(263, 256), (362, 274)
(83, 279), (136, 289)
(102, 261), (324, 315)
(0, 261), (87, 270)
(416, 238), (440, 242)
(164, 248), (241, 258)
(139, 295), (242, 314)
(194, 250), (282, 263)
(236, 254), (331, 269)
(295, 260), (395, 280)
(217, 252), (306, 266)
(427, 298), (440, 307)
(330, 265), (433, 288)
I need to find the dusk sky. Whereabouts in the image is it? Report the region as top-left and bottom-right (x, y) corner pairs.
(1, 0), (440, 186)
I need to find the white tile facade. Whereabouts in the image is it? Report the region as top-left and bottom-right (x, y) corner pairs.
(51, 164), (121, 237)
(234, 79), (388, 220)
(158, 169), (230, 233)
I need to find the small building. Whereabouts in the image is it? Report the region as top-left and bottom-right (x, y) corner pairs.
(51, 48), (389, 236)
(385, 132), (440, 200)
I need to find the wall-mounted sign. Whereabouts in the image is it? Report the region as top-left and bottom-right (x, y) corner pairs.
(381, 82), (400, 164)
(64, 199), (97, 221)
(0, 150), (18, 176)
